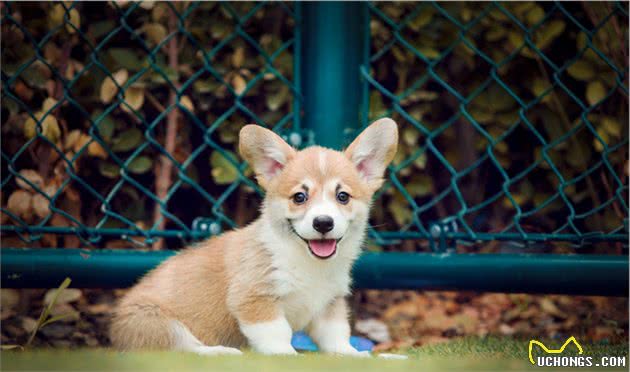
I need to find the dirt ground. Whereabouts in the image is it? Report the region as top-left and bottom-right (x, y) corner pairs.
(1, 287), (627, 350)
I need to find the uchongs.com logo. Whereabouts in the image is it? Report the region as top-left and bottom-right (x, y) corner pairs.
(528, 336), (626, 368)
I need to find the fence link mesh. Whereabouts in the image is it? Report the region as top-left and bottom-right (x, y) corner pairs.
(362, 2), (628, 251)
(1, 1), (628, 253)
(1, 1), (300, 249)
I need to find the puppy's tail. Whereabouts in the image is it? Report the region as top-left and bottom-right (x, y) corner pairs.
(110, 296), (175, 351)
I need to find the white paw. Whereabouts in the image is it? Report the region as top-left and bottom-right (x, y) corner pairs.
(377, 353), (408, 360)
(192, 345), (243, 356)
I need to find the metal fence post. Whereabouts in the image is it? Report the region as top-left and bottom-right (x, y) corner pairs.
(300, 1), (368, 149)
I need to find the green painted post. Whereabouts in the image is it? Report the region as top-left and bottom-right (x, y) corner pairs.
(300, 1), (368, 149)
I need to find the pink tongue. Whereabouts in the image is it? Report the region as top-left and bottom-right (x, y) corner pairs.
(308, 239), (337, 258)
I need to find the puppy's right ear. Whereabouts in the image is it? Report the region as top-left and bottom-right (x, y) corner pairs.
(239, 125), (296, 189)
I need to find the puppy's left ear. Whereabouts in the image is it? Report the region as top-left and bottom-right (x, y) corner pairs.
(239, 125), (296, 189)
(344, 118), (398, 190)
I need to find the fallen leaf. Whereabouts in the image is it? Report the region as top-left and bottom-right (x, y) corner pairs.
(72, 133), (91, 153)
(100, 69), (128, 104)
(16, 169), (44, 191)
(586, 80), (606, 106)
(143, 23), (167, 45)
(42, 97), (58, 112)
(180, 95), (194, 113)
(64, 129), (82, 150)
(42, 183), (60, 198)
(66, 8), (80, 33)
(48, 4), (65, 28)
(121, 86), (145, 113)
(232, 47), (245, 68)
(7, 190), (33, 220)
(86, 303), (110, 315)
(540, 297), (567, 319)
(49, 303), (80, 323)
(88, 141), (108, 159)
(499, 323), (516, 335)
(21, 317), (38, 334)
(24, 111), (60, 142)
(355, 318), (391, 343)
(44, 288), (82, 305)
(127, 156), (153, 174)
(0, 345), (23, 350)
(232, 75), (246, 95)
(1, 289), (20, 313)
(32, 193), (49, 219)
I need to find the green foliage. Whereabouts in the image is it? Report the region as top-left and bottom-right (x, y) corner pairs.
(367, 2), (628, 247)
(1, 2), (296, 248)
(0, 2), (627, 252)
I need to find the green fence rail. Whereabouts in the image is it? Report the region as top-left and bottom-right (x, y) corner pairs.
(3, 248), (628, 296)
(1, 1), (628, 293)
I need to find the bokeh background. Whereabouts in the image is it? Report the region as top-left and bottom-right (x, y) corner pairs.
(1, 1), (628, 350)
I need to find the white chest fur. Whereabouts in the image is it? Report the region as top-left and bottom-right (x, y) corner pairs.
(275, 262), (351, 331)
(259, 220), (362, 331)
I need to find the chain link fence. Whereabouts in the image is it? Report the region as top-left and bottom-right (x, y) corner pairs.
(1, 1), (628, 255)
(363, 2), (628, 252)
(2, 1), (301, 249)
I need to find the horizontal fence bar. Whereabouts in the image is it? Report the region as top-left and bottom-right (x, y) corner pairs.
(1, 249), (627, 296)
(354, 252), (628, 296)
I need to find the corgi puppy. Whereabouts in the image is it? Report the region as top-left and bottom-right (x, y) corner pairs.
(110, 118), (398, 356)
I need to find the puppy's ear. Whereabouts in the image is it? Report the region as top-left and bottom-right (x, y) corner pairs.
(239, 125), (296, 188)
(344, 118), (398, 190)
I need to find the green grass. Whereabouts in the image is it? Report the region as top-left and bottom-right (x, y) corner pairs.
(1, 337), (627, 371)
(410, 336), (628, 360)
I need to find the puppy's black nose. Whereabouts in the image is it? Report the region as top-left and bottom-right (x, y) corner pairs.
(313, 215), (334, 234)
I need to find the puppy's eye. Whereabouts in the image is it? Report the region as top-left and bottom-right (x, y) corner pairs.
(292, 192), (308, 204)
(336, 191), (350, 204)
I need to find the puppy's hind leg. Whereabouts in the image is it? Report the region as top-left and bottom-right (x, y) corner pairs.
(170, 320), (242, 356)
(111, 299), (241, 355)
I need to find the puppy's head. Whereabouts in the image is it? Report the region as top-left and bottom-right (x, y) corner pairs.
(239, 118), (398, 260)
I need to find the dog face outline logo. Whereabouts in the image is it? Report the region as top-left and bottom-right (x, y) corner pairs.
(528, 336), (584, 365)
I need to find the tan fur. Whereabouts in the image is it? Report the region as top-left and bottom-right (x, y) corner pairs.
(111, 223), (277, 350)
(274, 147), (372, 205)
(345, 118), (399, 191)
(239, 125), (296, 189)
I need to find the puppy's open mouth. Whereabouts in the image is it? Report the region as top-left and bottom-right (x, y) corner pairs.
(307, 239), (336, 259)
(287, 220), (338, 259)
